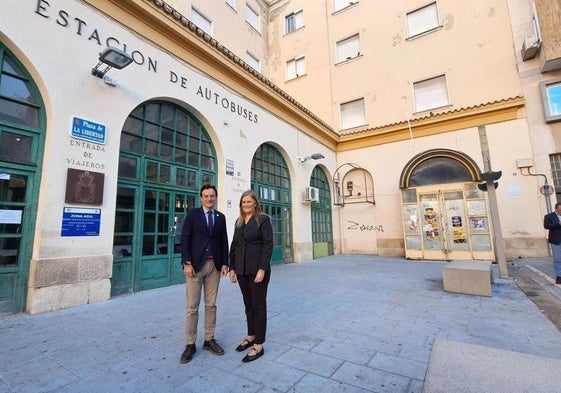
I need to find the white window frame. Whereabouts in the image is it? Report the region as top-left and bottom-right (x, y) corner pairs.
(226, 0), (236, 10)
(540, 79), (561, 123)
(406, 2), (439, 38)
(246, 52), (261, 72)
(340, 98), (366, 130)
(246, 4), (260, 31)
(334, 0), (358, 13)
(336, 34), (360, 63)
(191, 8), (212, 36)
(413, 74), (449, 113)
(286, 55), (306, 80)
(285, 9), (304, 34)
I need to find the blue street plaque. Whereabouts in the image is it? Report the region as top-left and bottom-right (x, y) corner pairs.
(61, 207), (101, 237)
(71, 116), (107, 144)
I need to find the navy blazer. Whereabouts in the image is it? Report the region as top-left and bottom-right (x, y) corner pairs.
(181, 207), (229, 272)
(229, 214), (273, 275)
(544, 211), (561, 245)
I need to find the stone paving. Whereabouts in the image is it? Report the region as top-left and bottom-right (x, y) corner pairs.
(1, 255), (561, 392)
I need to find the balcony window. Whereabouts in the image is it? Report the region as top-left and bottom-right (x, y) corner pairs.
(246, 4), (260, 31)
(246, 52), (261, 72)
(340, 98), (365, 130)
(285, 9), (304, 34)
(413, 75), (449, 113)
(191, 8), (212, 35)
(286, 55), (306, 80)
(407, 2), (439, 38)
(336, 34), (360, 63)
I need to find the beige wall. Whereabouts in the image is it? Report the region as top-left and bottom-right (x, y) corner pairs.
(507, 0), (561, 256)
(335, 116), (548, 259)
(268, 0), (333, 124)
(165, 0), (270, 76)
(268, 1), (522, 133)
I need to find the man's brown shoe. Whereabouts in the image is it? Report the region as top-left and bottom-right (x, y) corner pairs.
(180, 344), (196, 363)
(203, 339), (224, 355)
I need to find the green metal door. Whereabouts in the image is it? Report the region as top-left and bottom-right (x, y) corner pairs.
(0, 44), (45, 313)
(260, 201), (288, 265)
(310, 166), (333, 258)
(113, 101), (216, 295)
(138, 188), (195, 290)
(251, 143), (292, 265)
(0, 168), (36, 314)
(112, 185), (197, 294)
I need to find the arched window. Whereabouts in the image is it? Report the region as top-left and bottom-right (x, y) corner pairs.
(410, 156), (472, 186)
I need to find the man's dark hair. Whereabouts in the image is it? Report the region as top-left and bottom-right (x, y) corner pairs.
(200, 184), (217, 197)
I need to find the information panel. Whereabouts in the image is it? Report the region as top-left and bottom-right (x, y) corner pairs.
(61, 207), (101, 237)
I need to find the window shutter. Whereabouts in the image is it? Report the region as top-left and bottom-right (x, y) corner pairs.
(336, 34), (359, 63)
(414, 75), (449, 112)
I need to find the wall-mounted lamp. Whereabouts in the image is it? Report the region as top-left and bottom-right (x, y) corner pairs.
(91, 47), (133, 78)
(298, 153), (325, 163)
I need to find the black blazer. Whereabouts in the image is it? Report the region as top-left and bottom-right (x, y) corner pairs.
(544, 211), (561, 245)
(181, 207), (229, 272)
(229, 214), (273, 275)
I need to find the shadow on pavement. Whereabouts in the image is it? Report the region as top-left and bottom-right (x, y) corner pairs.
(508, 258), (561, 333)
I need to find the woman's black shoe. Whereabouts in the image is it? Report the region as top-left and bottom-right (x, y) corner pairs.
(242, 347), (264, 362)
(235, 339), (254, 352)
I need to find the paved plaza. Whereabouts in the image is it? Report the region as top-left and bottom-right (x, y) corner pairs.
(1, 255), (561, 392)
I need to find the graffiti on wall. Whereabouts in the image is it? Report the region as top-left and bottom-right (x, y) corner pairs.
(347, 221), (384, 232)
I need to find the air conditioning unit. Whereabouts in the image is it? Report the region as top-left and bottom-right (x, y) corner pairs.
(304, 186), (320, 203)
(521, 35), (541, 61)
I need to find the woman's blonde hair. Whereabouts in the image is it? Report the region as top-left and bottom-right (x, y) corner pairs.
(236, 189), (264, 227)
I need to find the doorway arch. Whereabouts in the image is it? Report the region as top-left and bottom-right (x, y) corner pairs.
(250, 143), (292, 264)
(310, 166), (333, 258)
(112, 101), (217, 295)
(0, 43), (46, 314)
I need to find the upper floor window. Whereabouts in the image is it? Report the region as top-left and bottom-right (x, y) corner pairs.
(246, 52), (261, 72)
(334, 0), (358, 13)
(226, 0), (236, 9)
(340, 98), (365, 130)
(413, 74), (449, 113)
(286, 55), (306, 80)
(540, 79), (561, 123)
(549, 154), (561, 202)
(336, 34), (360, 63)
(191, 8), (212, 35)
(407, 2), (439, 38)
(246, 4), (260, 31)
(285, 9), (304, 34)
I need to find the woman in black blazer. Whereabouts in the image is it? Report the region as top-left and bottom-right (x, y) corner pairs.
(229, 189), (273, 362)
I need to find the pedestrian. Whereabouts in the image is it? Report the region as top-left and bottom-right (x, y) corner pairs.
(180, 184), (229, 363)
(229, 189), (273, 362)
(543, 202), (561, 284)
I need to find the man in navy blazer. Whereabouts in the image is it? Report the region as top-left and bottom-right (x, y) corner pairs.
(179, 184), (229, 364)
(543, 202), (561, 284)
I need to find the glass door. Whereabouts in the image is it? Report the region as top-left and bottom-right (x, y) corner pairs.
(403, 183), (494, 261)
(112, 185), (198, 294)
(0, 170), (34, 314)
(419, 193), (445, 260)
(441, 191), (472, 260)
(138, 188), (195, 290)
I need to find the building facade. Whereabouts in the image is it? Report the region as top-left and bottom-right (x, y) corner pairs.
(1, 0), (559, 315)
